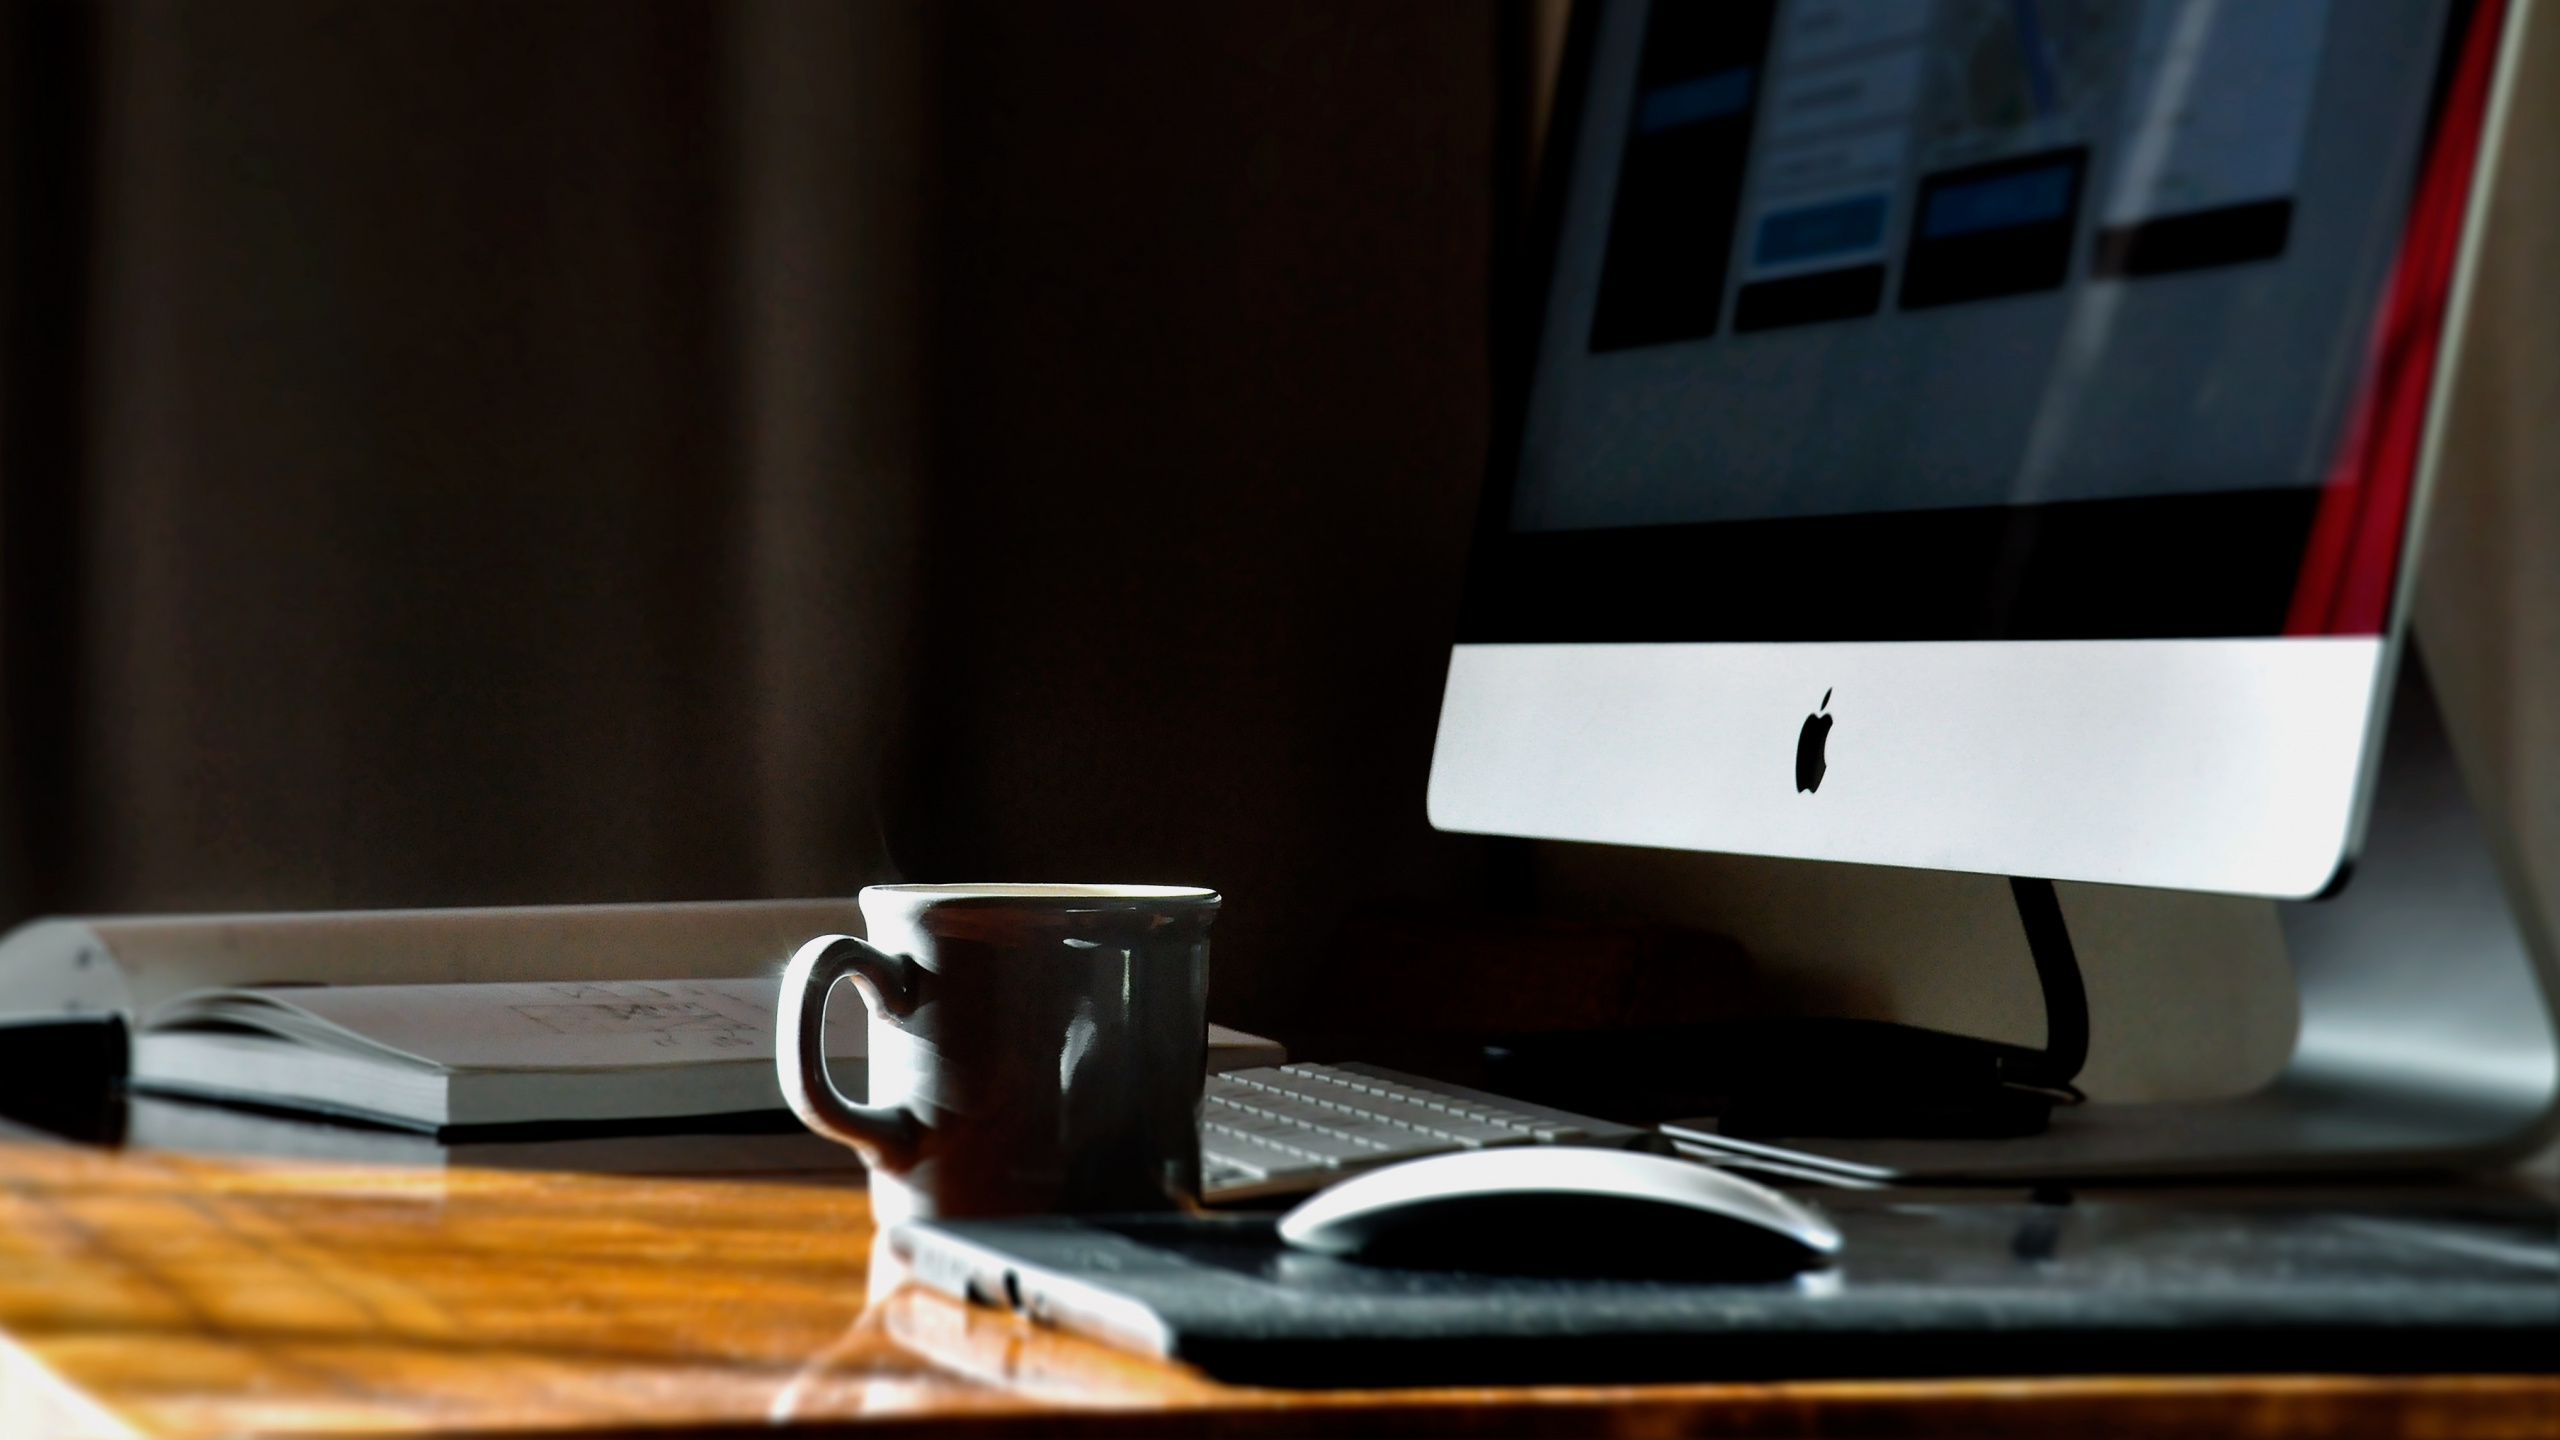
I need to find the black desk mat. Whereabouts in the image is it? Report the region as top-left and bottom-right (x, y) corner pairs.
(899, 1189), (2560, 1387)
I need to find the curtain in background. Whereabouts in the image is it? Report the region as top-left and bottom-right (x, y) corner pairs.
(1, 1), (928, 918)
(0, 0), (1507, 1040)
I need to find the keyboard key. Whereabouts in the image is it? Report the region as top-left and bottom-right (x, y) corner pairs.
(1202, 1153), (1267, 1187)
(1202, 1118), (1353, 1168)
(1205, 1089), (1443, 1154)
(1196, 1063), (1639, 1201)
(1268, 1065), (1553, 1136)
(1201, 1107), (1389, 1167)
(1324, 1064), (1601, 1143)
(1216, 1072), (1524, 1147)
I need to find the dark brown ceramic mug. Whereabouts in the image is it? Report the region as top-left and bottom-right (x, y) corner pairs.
(776, 884), (1217, 1225)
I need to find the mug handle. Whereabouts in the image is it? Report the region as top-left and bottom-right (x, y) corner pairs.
(777, 933), (923, 1172)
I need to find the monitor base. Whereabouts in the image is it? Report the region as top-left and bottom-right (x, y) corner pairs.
(1486, 877), (2096, 1141)
(1668, 646), (2560, 1184)
(1488, 1015), (2073, 1139)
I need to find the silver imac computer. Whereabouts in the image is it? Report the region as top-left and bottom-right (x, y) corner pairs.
(1432, 0), (2560, 1178)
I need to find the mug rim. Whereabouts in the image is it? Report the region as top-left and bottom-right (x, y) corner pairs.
(861, 883), (1217, 902)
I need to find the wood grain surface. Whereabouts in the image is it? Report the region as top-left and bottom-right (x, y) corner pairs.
(0, 1135), (2552, 1438)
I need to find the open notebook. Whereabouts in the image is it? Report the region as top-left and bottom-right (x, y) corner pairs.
(132, 978), (1285, 1132)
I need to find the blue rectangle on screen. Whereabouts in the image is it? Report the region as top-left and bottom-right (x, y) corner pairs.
(1636, 67), (1755, 133)
(1921, 164), (2076, 239)
(1754, 194), (1889, 266)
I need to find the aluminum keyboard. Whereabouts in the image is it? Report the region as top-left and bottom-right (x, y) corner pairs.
(1200, 1061), (1645, 1201)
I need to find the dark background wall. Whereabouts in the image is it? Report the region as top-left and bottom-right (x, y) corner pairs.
(899, 3), (1500, 1033)
(76, 0), (756, 913)
(0, 0), (1511, 1039)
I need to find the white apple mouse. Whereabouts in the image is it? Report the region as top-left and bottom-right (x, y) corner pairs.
(1276, 1147), (1841, 1279)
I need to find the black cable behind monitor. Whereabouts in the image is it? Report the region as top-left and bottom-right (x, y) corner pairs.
(1484, 880), (2093, 1139)
(2005, 877), (2089, 1094)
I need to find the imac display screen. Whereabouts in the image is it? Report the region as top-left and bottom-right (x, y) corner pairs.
(1467, 0), (2500, 644)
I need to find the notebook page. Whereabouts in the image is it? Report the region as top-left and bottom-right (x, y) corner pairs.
(151, 978), (863, 1072)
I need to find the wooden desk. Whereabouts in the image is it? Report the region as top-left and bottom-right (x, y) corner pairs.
(0, 1136), (2551, 1438)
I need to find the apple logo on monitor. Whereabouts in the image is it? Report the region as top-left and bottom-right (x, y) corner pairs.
(1796, 690), (1833, 793)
